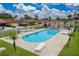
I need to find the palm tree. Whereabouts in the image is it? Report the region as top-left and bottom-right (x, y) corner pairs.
(62, 19), (68, 28)
(68, 15), (72, 20)
(56, 17), (60, 20)
(24, 14), (32, 20)
(74, 13), (79, 31)
(34, 15), (38, 20)
(13, 14), (17, 19)
(67, 15), (72, 28)
(48, 17), (52, 21)
(9, 31), (17, 55)
(24, 14), (28, 20)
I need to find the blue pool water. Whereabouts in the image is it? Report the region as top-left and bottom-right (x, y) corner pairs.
(22, 29), (60, 42)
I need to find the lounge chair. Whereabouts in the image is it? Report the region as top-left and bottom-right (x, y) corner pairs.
(0, 47), (6, 52)
(34, 43), (46, 52)
(61, 30), (69, 35)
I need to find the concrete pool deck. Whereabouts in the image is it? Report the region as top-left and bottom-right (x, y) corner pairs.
(0, 29), (69, 56)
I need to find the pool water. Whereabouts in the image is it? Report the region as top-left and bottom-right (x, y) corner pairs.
(22, 29), (60, 42)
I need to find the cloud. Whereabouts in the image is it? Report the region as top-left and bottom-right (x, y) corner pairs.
(43, 3), (60, 5)
(65, 3), (79, 6)
(14, 13), (25, 20)
(0, 4), (22, 20)
(33, 5), (68, 19)
(30, 4), (69, 19)
(51, 3), (61, 5)
(0, 4), (6, 13)
(0, 4), (16, 19)
(49, 8), (68, 19)
(13, 3), (36, 12)
(0, 3), (72, 20)
(13, 3), (70, 19)
(0, 4), (5, 9)
(73, 4), (79, 6)
(65, 3), (79, 10)
(35, 5), (68, 19)
(1, 3), (79, 20)
(42, 5), (50, 11)
(13, 3), (39, 19)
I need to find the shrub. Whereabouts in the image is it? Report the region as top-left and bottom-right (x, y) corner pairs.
(9, 25), (16, 28)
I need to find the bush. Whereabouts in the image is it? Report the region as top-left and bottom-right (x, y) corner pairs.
(9, 25), (16, 28)
(37, 22), (42, 24)
(0, 31), (20, 38)
(29, 22), (36, 25)
(35, 26), (43, 29)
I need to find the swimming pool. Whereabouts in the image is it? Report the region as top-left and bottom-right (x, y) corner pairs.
(22, 29), (60, 42)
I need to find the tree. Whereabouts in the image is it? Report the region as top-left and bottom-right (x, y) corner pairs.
(56, 17), (60, 20)
(0, 13), (13, 19)
(44, 18), (48, 20)
(68, 15), (72, 20)
(44, 23), (47, 28)
(67, 15), (73, 28)
(24, 14), (32, 20)
(62, 18), (68, 28)
(9, 31), (17, 55)
(24, 14), (28, 20)
(34, 15), (38, 20)
(13, 14), (17, 19)
(74, 13), (79, 28)
(48, 17), (51, 20)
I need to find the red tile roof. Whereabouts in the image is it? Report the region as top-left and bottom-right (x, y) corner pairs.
(26, 19), (64, 22)
(0, 19), (64, 24)
(0, 19), (16, 24)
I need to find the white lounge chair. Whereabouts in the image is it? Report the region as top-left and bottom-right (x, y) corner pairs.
(34, 43), (46, 52)
(61, 30), (69, 35)
(0, 47), (6, 52)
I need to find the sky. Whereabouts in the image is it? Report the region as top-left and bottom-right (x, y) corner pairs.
(0, 3), (79, 20)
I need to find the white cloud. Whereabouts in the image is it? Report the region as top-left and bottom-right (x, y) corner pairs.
(65, 3), (73, 6)
(36, 6), (68, 19)
(1, 3), (79, 20)
(13, 4), (20, 9)
(27, 6), (35, 10)
(13, 3), (70, 19)
(52, 3), (60, 5)
(42, 5), (50, 11)
(65, 3), (79, 6)
(73, 3), (79, 6)
(13, 3), (36, 12)
(13, 3), (79, 20)
(13, 3), (40, 19)
(0, 4), (5, 9)
(0, 4), (6, 13)
(0, 4), (23, 20)
(0, 4), (15, 17)
(50, 8), (68, 19)
(14, 13), (24, 20)
(0, 4), (25, 20)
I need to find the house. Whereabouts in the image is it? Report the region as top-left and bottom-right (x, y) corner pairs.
(0, 18), (65, 29)
(0, 19), (19, 27)
(48, 20), (64, 29)
(24, 19), (64, 29)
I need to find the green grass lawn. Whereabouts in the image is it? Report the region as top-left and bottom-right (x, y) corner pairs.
(0, 39), (37, 56)
(0, 31), (17, 38)
(59, 30), (79, 56)
(0, 30), (37, 56)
